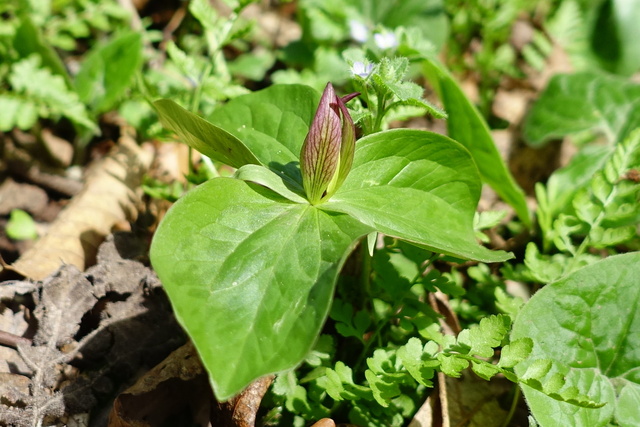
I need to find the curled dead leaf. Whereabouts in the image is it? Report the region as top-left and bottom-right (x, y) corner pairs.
(10, 135), (153, 280)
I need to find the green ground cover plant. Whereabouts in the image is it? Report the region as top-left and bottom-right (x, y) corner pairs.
(150, 48), (640, 426)
(147, 2), (640, 425)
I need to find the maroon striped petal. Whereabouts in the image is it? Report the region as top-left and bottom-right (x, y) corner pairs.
(300, 83), (342, 204)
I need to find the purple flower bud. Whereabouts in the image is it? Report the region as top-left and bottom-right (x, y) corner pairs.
(300, 83), (358, 204)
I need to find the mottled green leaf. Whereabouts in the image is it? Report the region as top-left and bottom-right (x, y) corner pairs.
(512, 253), (640, 425)
(523, 72), (640, 146)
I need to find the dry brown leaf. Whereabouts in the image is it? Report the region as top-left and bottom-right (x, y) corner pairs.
(444, 370), (512, 427)
(492, 89), (531, 125)
(3, 132), (83, 197)
(409, 371), (514, 427)
(33, 266), (96, 347)
(40, 128), (74, 167)
(10, 135), (153, 280)
(0, 179), (48, 216)
(412, 293), (517, 427)
(408, 392), (435, 427)
(0, 234), (185, 427)
(108, 341), (210, 427)
(0, 372), (31, 401)
(311, 418), (337, 427)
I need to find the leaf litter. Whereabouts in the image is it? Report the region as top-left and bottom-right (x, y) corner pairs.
(0, 233), (186, 427)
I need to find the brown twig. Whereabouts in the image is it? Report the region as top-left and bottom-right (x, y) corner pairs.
(0, 330), (32, 349)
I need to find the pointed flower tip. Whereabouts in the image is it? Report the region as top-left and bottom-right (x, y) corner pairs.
(341, 92), (360, 104)
(300, 83), (358, 204)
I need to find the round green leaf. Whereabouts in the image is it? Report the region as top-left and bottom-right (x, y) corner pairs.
(512, 253), (640, 426)
(150, 178), (370, 400)
(325, 129), (512, 263)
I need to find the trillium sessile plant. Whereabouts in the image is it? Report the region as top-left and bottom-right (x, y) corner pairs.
(150, 83), (513, 400)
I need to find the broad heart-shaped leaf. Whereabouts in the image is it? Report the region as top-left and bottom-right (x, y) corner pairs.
(154, 99), (261, 169)
(511, 253), (640, 426)
(150, 178), (372, 400)
(324, 129), (513, 263)
(523, 71), (640, 146)
(208, 84), (321, 183)
(422, 59), (531, 227)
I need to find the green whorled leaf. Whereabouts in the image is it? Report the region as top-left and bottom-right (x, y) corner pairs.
(154, 99), (261, 169)
(208, 84), (321, 183)
(0, 95), (37, 131)
(233, 164), (306, 203)
(150, 178), (371, 400)
(317, 362), (373, 402)
(364, 370), (399, 408)
(422, 59), (531, 227)
(75, 32), (143, 114)
(588, 225), (637, 248)
(523, 72), (640, 146)
(512, 253), (640, 426)
(325, 129), (513, 263)
(189, 0), (219, 32)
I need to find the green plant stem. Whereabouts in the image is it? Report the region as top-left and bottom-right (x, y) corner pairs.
(359, 245), (372, 303)
(373, 92), (388, 133)
(190, 62), (212, 113)
(356, 80), (375, 135)
(501, 384), (521, 427)
(352, 319), (388, 374)
(350, 244), (375, 372)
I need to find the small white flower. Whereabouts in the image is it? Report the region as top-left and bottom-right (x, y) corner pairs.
(351, 61), (374, 78)
(374, 31), (398, 50)
(349, 20), (369, 43)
